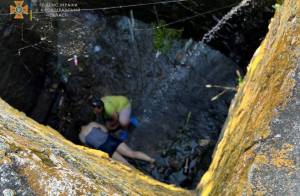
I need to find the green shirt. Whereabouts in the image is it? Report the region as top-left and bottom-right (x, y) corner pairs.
(102, 96), (131, 119)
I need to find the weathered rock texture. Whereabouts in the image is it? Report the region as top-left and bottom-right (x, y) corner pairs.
(198, 0), (300, 195)
(0, 99), (195, 195)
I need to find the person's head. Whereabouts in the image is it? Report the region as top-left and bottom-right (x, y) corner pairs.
(74, 120), (89, 133)
(91, 99), (104, 114)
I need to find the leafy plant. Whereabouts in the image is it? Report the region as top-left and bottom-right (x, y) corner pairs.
(272, 0), (284, 9)
(236, 70), (244, 85)
(151, 7), (183, 53)
(272, 4), (281, 9)
(62, 68), (70, 76)
(152, 21), (184, 53)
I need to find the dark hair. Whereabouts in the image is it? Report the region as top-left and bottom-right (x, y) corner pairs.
(74, 120), (89, 132)
(91, 98), (104, 109)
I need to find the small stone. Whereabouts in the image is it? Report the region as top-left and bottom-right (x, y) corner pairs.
(48, 89), (56, 93)
(78, 67), (84, 72)
(3, 189), (16, 196)
(177, 53), (183, 60)
(155, 51), (161, 58)
(198, 139), (210, 146)
(51, 83), (59, 89)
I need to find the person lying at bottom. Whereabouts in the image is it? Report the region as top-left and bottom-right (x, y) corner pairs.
(74, 120), (156, 169)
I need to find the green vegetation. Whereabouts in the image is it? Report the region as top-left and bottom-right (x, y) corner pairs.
(151, 7), (183, 53)
(62, 68), (70, 76)
(272, 4), (281, 9)
(53, 65), (69, 76)
(272, 0), (284, 9)
(152, 20), (184, 53)
(183, 111), (192, 134)
(236, 70), (244, 85)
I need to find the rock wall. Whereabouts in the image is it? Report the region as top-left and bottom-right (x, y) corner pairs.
(0, 0), (242, 189)
(0, 98), (195, 195)
(2, 0), (297, 194)
(198, 0), (300, 195)
(34, 13), (240, 188)
(75, 0), (276, 70)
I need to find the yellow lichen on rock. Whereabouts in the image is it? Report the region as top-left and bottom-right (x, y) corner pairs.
(0, 156), (11, 164)
(269, 143), (294, 170)
(198, 0), (300, 195)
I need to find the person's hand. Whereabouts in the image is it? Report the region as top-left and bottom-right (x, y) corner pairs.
(111, 111), (119, 123)
(105, 124), (114, 131)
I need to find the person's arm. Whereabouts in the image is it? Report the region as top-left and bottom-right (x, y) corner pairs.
(91, 122), (109, 133)
(79, 134), (86, 145)
(106, 111), (119, 130)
